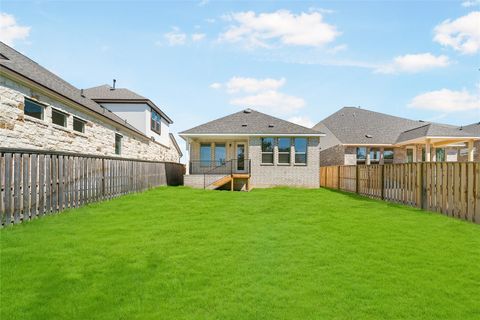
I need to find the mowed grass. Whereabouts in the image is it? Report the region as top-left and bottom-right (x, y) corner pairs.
(1, 187), (479, 320)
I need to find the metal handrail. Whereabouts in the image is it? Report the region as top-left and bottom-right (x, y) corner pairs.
(191, 159), (251, 189)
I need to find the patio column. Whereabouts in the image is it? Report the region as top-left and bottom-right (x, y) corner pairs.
(425, 140), (431, 162)
(366, 147), (371, 165)
(379, 147), (384, 165)
(468, 139), (474, 162)
(185, 138), (190, 175)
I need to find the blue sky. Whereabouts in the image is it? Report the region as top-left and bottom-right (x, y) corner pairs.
(1, 0), (479, 152)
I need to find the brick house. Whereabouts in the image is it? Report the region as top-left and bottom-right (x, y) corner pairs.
(0, 42), (182, 162)
(314, 107), (478, 166)
(179, 109), (324, 190)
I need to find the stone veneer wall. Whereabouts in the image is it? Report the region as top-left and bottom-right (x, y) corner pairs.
(0, 76), (180, 162)
(249, 137), (320, 188)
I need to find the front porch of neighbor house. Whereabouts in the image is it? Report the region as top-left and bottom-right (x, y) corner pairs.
(184, 137), (252, 191)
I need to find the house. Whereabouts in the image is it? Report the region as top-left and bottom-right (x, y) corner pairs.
(314, 107), (479, 166)
(179, 109), (324, 190)
(461, 122), (480, 162)
(0, 42), (182, 162)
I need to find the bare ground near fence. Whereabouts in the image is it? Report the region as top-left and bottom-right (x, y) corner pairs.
(0, 149), (185, 227)
(320, 162), (480, 224)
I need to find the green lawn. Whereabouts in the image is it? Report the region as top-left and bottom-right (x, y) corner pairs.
(1, 187), (479, 320)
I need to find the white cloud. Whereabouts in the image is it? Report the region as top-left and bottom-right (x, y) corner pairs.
(230, 90), (305, 114)
(462, 0), (480, 7)
(219, 10), (340, 48)
(0, 12), (30, 46)
(409, 87), (480, 112)
(433, 11), (480, 54)
(198, 0), (209, 7)
(288, 116), (314, 128)
(375, 53), (450, 74)
(164, 27), (187, 46)
(205, 18), (216, 23)
(209, 82), (222, 89)
(212, 76), (305, 115)
(226, 77), (286, 93)
(192, 33), (206, 42)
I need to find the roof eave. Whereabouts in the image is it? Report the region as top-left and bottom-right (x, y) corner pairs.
(179, 133), (326, 139)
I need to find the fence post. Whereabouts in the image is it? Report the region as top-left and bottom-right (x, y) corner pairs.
(420, 162), (426, 209)
(381, 165), (385, 200)
(101, 158), (106, 199)
(355, 165), (359, 194)
(337, 166), (341, 190)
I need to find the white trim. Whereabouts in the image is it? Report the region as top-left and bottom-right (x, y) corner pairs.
(342, 143), (393, 147)
(406, 146), (416, 163)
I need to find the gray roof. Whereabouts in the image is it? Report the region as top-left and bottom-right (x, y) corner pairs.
(84, 85), (173, 124)
(463, 122), (480, 136)
(314, 107), (478, 145)
(396, 123), (475, 143)
(180, 109), (324, 136)
(0, 42), (145, 136)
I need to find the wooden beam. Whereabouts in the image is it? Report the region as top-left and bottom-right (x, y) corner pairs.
(468, 140), (474, 162)
(432, 139), (468, 148)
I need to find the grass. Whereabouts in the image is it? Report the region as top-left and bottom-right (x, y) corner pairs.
(1, 187), (479, 320)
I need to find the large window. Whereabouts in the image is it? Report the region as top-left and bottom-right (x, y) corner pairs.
(294, 138), (307, 164)
(356, 147), (367, 164)
(406, 148), (415, 163)
(278, 138), (291, 164)
(115, 133), (122, 155)
(261, 138), (274, 164)
(24, 98), (44, 120)
(436, 148), (445, 162)
(200, 144), (211, 166)
(215, 144), (226, 165)
(383, 149), (394, 163)
(370, 148), (381, 163)
(73, 117), (85, 133)
(52, 109), (67, 127)
(151, 110), (162, 134)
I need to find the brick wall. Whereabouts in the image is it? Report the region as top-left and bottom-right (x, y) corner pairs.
(249, 137), (320, 188)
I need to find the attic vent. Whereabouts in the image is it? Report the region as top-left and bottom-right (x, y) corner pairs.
(419, 120), (424, 122)
(244, 108), (252, 114)
(268, 124), (274, 128)
(365, 134), (373, 138)
(110, 79), (116, 90)
(241, 124), (248, 127)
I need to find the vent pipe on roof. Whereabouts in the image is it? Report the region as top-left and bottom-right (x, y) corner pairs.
(111, 79), (116, 90)
(244, 108), (252, 113)
(80, 89), (85, 98)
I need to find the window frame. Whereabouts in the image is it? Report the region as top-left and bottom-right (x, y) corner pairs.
(115, 133), (123, 155)
(278, 137), (291, 164)
(24, 98), (45, 120)
(200, 143), (211, 167)
(383, 148), (394, 163)
(369, 148), (381, 164)
(214, 143), (226, 166)
(294, 138), (308, 165)
(356, 147), (367, 164)
(261, 137), (274, 164)
(151, 109), (162, 134)
(51, 108), (68, 127)
(73, 117), (86, 133)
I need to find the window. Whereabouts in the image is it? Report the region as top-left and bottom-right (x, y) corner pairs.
(115, 133), (122, 155)
(151, 110), (162, 134)
(200, 144), (211, 166)
(294, 138), (307, 164)
(356, 147), (367, 164)
(215, 144), (226, 166)
(406, 148), (415, 163)
(370, 148), (381, 163)
(422, 148), (426, 162)
(436, 148), (445, 162)
(261, 138), (274, 164)
(278, 138), (291, 164)
(52, 109), (67, 127)
(383, 149), (394, 163)
(73, 117), (85, 133)
(24, 98), (44, 120)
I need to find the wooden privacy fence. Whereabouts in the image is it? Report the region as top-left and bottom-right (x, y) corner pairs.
(0, 149), (185, 227)
(320, 162), (480, 224)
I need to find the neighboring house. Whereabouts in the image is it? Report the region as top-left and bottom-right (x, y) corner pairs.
(314, 107), (478, 166)
(179, 109), (324, 190)
(461, 122), (480, 162)
(0, 42), (182, 162)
